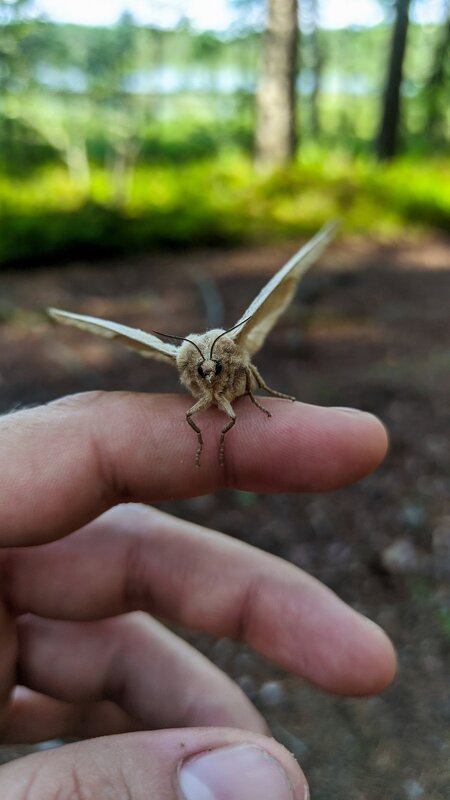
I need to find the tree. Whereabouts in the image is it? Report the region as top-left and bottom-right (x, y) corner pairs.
(0, 0), (44, 169)
(302, 0), (323, 139)
(422, 4), (450, 146)
(0, 0), (37, 91)
(255, 0), (299, 167)
(375, 0), (411, 161)
(82, 13), (140, 205)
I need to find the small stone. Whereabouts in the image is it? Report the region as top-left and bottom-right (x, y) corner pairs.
(403, 778), (424, 800)
(233, 651), (256, 672)
(236, 675), (257, 699)
(211, 638), (235, 668)
(258, 680), (285, 707)
(432, 517), (450, 578)
(381, 539), (420, 575)
(400, 503), (427, 528)
(269, 721), (309, 761)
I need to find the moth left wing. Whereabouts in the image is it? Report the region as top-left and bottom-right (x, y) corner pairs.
(48, 308), (179, 364)
(230, 221), (338, 356)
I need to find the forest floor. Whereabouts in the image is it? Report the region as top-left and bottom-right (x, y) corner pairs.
(0, 232), (449, 799)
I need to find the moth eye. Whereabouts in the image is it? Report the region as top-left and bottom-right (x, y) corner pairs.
(197, 364), (205, 378)
(215, 361), (222, 375)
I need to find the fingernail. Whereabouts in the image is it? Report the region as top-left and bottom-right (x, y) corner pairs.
(178, 744), (294, 800)
(332, 406), (367, 415)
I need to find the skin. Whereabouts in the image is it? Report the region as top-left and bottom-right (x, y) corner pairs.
(0, 391), (396, 799)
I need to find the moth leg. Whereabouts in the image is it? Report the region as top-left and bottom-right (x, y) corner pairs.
(186, 398), (211, 467)
(245, 369), (271, 417)
(250, 365), (296, 402)
(215, 396), (236, 467)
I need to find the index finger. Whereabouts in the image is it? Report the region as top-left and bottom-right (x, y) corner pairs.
(0, 391), (388, 546)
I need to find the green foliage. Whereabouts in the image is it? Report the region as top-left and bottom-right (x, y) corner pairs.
(0, 15), (448, 264)
(0, 152), (448, 266)
(136, 117), (254, 164)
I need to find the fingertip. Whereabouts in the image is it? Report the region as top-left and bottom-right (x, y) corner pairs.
(355, 619), (397, 695)
(329, 615), (397, 697)
(332, 407), (389, 467)
(318, 406), (389, 489)
(276, 403), (389, 492)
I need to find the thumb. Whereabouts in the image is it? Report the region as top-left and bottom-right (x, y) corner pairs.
(0, 728), (308, 800)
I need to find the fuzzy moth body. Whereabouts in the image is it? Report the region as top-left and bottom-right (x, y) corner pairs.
(48, 221), (338, 466)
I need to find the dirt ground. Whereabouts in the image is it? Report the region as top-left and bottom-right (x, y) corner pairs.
(0, 233), (449, 799)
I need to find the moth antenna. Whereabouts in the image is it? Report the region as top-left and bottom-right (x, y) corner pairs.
(151, 330), (205, 360)
(209, 317), (252, 359)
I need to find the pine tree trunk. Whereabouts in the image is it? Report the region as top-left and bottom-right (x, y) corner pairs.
(66, 140), (91, 191)
(309, 0), (322, 139)
(423, 10), (450, 143)
(376, 0), (411, 161)
(255, 0), (299, 167)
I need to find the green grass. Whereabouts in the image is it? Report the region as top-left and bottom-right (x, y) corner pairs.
(0, 151), (449, 266)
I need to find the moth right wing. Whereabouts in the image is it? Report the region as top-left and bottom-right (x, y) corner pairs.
(230, 221), (338, 356)
(48, 308), (179, 365)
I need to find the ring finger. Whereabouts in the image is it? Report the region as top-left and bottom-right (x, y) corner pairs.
(13, 611), (266, 741)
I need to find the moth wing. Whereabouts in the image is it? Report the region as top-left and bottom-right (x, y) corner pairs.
(231, 221), (338, 356)
(48, 308), (179, 365)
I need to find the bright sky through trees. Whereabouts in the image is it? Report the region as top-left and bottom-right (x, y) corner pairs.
(33, 0), (446, 29)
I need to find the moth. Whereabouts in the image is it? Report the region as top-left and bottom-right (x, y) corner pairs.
(48, 221), (337, 466)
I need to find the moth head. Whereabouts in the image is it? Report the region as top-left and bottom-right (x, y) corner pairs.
(197, 358), (222, 385)
(174, 329), (230, 388)
(163, 318), (251, 390)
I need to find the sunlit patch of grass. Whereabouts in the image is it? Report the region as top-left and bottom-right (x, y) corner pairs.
(0, 152), (448, 265)
(0, 166), (86, 212)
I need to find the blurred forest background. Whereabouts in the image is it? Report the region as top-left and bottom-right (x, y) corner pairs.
(0, 0), (449, 265)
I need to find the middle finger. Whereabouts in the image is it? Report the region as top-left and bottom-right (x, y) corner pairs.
(2, 504), (396, 695)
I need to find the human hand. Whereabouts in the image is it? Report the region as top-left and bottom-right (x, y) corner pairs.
(0, 392), (395, 799)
